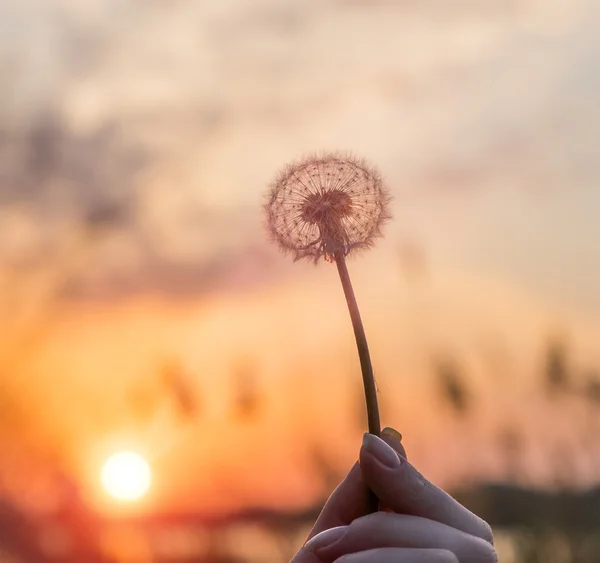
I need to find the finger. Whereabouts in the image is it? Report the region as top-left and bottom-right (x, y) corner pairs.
(381, 427), (407, 460)
(293, 427), (409, 562)
(379, 427), (407, 513)
(308, 513), (497, 563)
(293, 428), (407, 562)
(359, 434), (494, 545)
(307, 427), (406, 540)
(334, 547), (459, 563)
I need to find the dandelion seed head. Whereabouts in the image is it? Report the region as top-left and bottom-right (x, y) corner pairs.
(264, 153), (392, 263)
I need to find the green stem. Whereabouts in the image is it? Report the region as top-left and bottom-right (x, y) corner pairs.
(335, 252), (381, 512)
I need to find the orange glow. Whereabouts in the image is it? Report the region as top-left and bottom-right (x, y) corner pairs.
(101, 452), (151, 502)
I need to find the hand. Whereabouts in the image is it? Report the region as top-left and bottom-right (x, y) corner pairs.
(292, 430), (497, 563)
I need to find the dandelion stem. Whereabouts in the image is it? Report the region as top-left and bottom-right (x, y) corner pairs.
(335, 253), (381, 437)
(335, 252), (381, 512)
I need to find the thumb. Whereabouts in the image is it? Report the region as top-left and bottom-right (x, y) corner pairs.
(292, 428), (406, 562)
(307, 428), (405, 538)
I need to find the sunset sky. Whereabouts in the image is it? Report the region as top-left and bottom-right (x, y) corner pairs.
(1, 0), (599, 516)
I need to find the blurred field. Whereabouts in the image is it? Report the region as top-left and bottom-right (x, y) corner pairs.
(1, 0), (599, 561)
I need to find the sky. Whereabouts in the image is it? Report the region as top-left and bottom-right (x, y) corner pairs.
(0, 0), (599, 516)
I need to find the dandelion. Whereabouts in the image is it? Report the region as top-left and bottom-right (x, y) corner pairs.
(264, 152), (392, 512)
(265, 153), (391, 263)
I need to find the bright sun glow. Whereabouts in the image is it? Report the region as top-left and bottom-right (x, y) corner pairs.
(101, 451), (151, 501)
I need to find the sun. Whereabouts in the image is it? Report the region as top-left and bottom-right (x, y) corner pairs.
(101, 451), (151, 502)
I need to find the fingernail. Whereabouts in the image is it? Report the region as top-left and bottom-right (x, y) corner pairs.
(304, 526), (348, 552)
(382, 427), (402, 442)
(363, 433), (402, 468)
